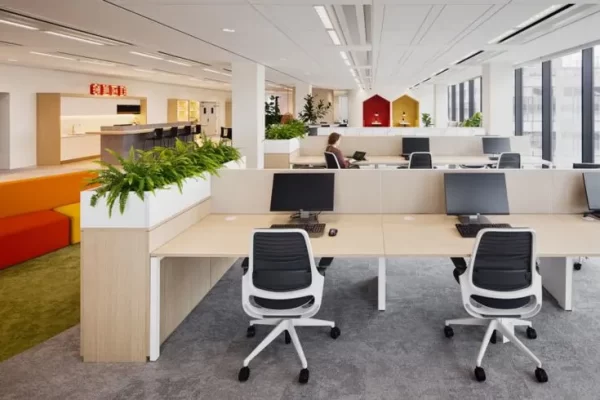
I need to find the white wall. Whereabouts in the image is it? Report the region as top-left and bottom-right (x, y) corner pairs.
(410, 85), (435, 126)
(312, 88), (335, 124)
(482, 63), (514, 136)
(0, 93), (9, 170)
(0, 64), (231, 169)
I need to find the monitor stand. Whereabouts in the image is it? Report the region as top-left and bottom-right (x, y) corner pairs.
(585, 211), (600, 220)
(290, 210), (319, 224)
(458, 214), (491, 225)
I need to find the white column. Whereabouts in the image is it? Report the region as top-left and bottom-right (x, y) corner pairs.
(348, 89), (368, 127)
(434, 84), (449, 128)
(232, 61), (265, 169)
(294, 82), (312, 119)
(482, 63), (514, 136)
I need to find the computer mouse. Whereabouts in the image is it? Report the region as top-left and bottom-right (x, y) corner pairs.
(328, 228), (338, 237)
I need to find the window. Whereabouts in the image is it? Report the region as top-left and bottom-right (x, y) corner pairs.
(552, 51), (582, 167)
(453, 86), (460, 122)
(522, 65), (543, 157)
(448, 87), (452, 122)
(474, 77), (481, 114)
(462, 82), (469, 120)
(594, 46), (600, 162)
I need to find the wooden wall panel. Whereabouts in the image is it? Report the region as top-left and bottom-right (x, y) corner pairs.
(36, 93), (62, 166)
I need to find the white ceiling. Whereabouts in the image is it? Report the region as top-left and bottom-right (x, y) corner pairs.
(0, 0), (599, 93)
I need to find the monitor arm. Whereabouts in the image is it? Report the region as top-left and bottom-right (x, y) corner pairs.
(290, 210), (320, 223)
(458, 214), (491, 225)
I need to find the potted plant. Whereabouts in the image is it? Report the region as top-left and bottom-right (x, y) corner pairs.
(264, 118), (306, 154)
(421, 113), (433, 127)
(265, 95), (282, 128)
(81, 137), (244, 228)
(462, 112), (482, 127)
(298, 94), (331, 125)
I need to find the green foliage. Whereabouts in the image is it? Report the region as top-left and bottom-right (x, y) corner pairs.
(298, 94), (332, 124)
(265, 95), (282, 128)
(421, 113), (433, 127)
(87, 137), (241, 216)
(462, 112), (483, 127)
(266, 118), (306, 140)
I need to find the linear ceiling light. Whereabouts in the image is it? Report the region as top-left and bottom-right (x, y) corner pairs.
(130, 51), (163, 60)
(517, 5), (563, 29)
(340, 51), (348, 60)
(350, 69), (357, 77)
(80, 59), (115, 67)
(314, 6), (334, 30)
(166, 59), (192, 67)
(46, 31), (104, 45)
(133, 68), (155, 73)
(203, 68), (232, 77)
(30, 51), (75, 60)
(328, 30), (341, 45)
(0, 19), (38, 30)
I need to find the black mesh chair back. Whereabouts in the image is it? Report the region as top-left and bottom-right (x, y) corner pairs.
(252, 231), (313, 309)
(164, 126), (178, 138)
(573, 163), (600, 169)
(196, 124), (202, 134)
(471, 230), (534, 309)
(324, 152), (341, 169)
(498, 153), (522, 169)
(409, 152), (433, 169)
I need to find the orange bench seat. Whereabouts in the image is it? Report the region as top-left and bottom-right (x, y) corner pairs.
(0, 211), (70, 270)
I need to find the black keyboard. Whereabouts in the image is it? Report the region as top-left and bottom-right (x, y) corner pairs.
(401, 154), (411, 160)
(455, 223), (512, 238)
(488, 156), (499, 161)
(270, 223), (326, 238)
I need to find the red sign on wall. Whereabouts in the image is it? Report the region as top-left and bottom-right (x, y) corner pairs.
(89, 83), (127, 97)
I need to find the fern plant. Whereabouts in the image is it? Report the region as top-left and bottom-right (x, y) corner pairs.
(266, 119), (306, 140)
(88, 138), (242, 216)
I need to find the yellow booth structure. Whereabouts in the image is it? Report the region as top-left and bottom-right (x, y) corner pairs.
(392, 95), (420, 127)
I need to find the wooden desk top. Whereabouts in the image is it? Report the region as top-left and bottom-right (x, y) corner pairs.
(153, 214), (385, 258)
(383, 214), (600, 257)
(290, 155), (550, 167)
(153, 213), (600, 259)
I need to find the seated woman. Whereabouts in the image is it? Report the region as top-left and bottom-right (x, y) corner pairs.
(325, 132), (356, 169)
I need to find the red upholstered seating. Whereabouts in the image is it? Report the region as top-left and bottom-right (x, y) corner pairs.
(0, 210), (70, 270)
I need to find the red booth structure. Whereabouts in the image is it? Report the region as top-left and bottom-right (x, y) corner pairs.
(363, 95), (391, 127)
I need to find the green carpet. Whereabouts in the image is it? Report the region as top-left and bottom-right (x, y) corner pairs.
(0, 245), (80, 362)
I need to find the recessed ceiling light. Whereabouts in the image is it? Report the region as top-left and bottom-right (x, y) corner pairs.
(30, 51), (75, 61)
(8, 59), (17, 62)
(350, 69), (356, 77)
(314, 6), (334, 30)
(340, 51), (348, 61)
(0, 19), (38, 30)
(133, 68), (155, 73)
(130, 51), (164, 60)
(344, 59), (351, 67)
(222, 28), (235, 33)
(166, 59), (192, 67)
(327, 30), (341, 46)
(46, 31), (104, 46)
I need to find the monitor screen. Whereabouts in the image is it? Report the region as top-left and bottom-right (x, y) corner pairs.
(403, 137), (430, 154)
(482, 137), (511, 154)
(583, 173), (600, 211)
(444, 173), (509, 216)
(270, 173), (335, 212)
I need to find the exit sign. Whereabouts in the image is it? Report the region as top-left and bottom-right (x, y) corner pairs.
(89, 83), (127, 97)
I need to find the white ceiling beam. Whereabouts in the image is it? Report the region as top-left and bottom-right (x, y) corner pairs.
(333, 45), (372, 51)
(356, 5), (366, 46)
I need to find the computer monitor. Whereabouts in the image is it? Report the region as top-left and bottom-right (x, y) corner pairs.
(402, 137), (430, 154)
(444, 173), (509, 224)
(482, 137), (510, 155)
(270, 173), (335, 218)
(583, 173), (600, 213)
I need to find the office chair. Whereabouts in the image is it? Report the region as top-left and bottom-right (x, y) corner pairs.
(178, 125), (193, 142)
(497, 152), (522, 169)
(324, 152), (341, 169)
(444, 229), (548, 383)
(239, 230), (340, 383)
(571, 163), (600, 270)
(163, 126), (178, 147)
(144, 128), (163, 149)
(408, 152), (433, 169)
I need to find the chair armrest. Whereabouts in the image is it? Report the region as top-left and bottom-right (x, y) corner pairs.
(241, 257), (249, 275)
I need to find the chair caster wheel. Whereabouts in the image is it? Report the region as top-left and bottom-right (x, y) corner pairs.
(246, 326), (255, 338)
(474, 366), (486, 382)
(535, 367), (548, 383)
(285, 330), (291, 344)
(299, 368), (309, 384)
(490, 330), (497, 344)
(574, 262), (582, 271)
(330, 327), (341, 339)
(526, 327), (537, 340)
(444, 326), (454, 338)
(238, 367), (250, 382)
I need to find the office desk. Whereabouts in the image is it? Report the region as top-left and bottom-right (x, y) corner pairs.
(149, 212), (597, 361)
(290, 155), (551, 168)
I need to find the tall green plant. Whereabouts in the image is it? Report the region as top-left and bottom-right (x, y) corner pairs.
(298, 94), (331, 124)
(88, 138), (241, 216)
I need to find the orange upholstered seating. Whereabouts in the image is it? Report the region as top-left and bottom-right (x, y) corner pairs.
(0, 171), (96, 219)
(0, 211), (70, 270)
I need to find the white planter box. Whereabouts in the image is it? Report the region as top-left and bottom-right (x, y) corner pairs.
(81, 156), (246, 229)
(264, 139), (300, 154)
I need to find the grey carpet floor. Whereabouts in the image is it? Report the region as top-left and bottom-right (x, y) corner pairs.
(1, 257), (600, 400)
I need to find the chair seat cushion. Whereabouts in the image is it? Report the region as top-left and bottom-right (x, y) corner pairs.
(472, 295), (532, 310)
(253, 296), (314, 310)
(53, 203), (80, 244)
(0, 211), (70, 269)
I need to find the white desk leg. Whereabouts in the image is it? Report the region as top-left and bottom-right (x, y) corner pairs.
(378, 257), (386, 311)
(149, 256), (163, 361)
(539, 257), (572, 311)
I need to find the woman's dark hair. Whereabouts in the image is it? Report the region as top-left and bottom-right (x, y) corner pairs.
(328, 132), (341, 145)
